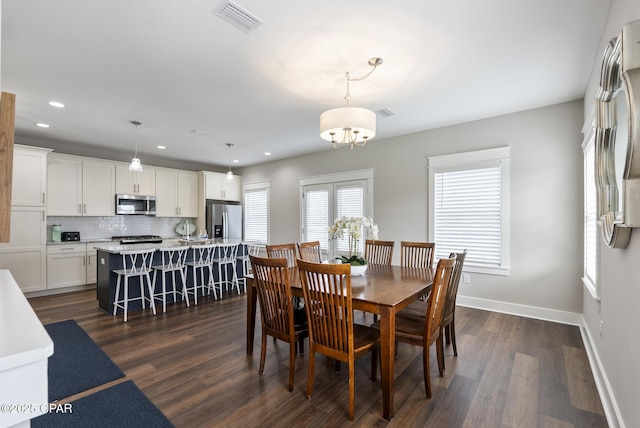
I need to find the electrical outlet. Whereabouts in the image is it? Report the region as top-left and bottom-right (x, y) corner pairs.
(600, 320), (604, 337)
(462, 273), (470, 284)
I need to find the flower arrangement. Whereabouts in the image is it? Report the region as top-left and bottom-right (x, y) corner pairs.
(328, 216), (379, 266)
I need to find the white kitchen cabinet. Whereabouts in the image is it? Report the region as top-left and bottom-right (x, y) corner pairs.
(0, 207), (47, 292)
(202, 171), (241, 201)
(115, 164), (155, 196)
(11, 145), (49, 206)
(85, 243), (103, 284)
(47, 154), (115, 216)
(155, 169), (198, 217)
(46, 243), (87, 289)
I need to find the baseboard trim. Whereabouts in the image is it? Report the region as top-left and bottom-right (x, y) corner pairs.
(456, 295), (582, 325)
(579, 316), (624, 428)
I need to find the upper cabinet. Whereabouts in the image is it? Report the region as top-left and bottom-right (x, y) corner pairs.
(47, 153), (115, 216)
(202, 171), (241, 201)
(12, 145), (49, 206)
(115, 164), (155, 196)
(155, 169), (198, 217)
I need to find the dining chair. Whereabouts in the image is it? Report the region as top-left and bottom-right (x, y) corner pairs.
(373, 254), (456, 398)
(440, 250), (467, 364)
(250, 255), (308, 392)
(297, 241), (322, 263)
(400, 241), (435, 269)
(364, 239), (394, 265)
(151, 246), (190, 313)
(112, 248), (157, 322)
(297, 259), (380, 421)
(266, 243), (297, 267)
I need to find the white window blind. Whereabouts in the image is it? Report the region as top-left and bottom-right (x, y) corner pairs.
(335, 184), (364, 254)
(583, 136), (597, 292)
(243, 186), (268, 245)
(429, 147), (510, 275)
(305, 187), (329, 251)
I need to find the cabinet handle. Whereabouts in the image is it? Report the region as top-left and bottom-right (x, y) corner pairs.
(42, 211), (45, 221)
(87, 256), (91, 266)
(78, 204), (82, 214)
(42, 193), (45, 204)
(60, 247), (75, 251)
(83, 255), (86, 266)
(83, 204), (87, 214)
(178, 207), (181, 216)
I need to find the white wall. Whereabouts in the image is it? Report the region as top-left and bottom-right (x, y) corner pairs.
(582, 1), (640, 427)
(242, 100), (584, 315)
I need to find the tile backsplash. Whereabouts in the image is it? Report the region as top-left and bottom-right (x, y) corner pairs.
(47, 216), (195, 241)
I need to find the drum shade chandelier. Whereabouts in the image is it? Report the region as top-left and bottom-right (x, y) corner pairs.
(128, 120), (143, 172)
(320, 57), (383, 149)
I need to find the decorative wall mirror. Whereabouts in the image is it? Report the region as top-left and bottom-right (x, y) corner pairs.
(594, 19), (640, 249)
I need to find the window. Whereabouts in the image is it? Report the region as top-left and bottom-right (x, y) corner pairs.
(300, 170), (373, 259)
(243, 181), (269, 245)
(583, 132), (598, 297)
(428, 147), (510, 275)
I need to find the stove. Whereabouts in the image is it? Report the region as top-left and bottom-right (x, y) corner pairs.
(112, 235), (163, 245)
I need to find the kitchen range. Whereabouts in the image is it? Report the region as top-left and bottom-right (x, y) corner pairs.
(112, 235), (163, 244)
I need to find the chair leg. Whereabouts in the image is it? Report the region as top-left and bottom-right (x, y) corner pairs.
(348, 360), (355, 421)
(259, 332), (267, 376)
(113, 275), (122, 316)
(451, 316), (458, 357)
(123, 277), (129, 323)
(288, 339), (296, 392)
(445, 324), (451, 345)
(180, 268), (190, 306)
(436, 336), (445, 377)
(306, 352), (315, 399)
(146, 273), (156, 316)
(423, 344), (431, 398)
(161, 271), (167, 313)
(370, 347), (378, 381)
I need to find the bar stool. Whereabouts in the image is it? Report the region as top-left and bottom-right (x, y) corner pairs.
(185, 243), (217, 303)
(236, 241), (261, 293)
(112, 248), (157, 322)
(212, 242), (240, 296)
(152, 246), (190, 313)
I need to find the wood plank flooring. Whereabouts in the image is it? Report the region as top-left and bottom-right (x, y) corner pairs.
(27, 290), (607, 427)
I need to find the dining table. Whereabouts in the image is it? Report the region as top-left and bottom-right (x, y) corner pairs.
(245, 263), (434, 420)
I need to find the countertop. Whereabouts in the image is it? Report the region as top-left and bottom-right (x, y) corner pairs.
(95, 238), (244, 254)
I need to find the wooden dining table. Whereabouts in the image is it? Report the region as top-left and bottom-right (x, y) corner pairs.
(245, 263), (434, 420)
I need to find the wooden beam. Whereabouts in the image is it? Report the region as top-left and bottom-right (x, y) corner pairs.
(0, 92), (16, 243)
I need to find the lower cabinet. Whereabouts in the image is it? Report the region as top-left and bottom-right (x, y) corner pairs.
(86, 243), (103, 284)
(46, 244), (89, 289)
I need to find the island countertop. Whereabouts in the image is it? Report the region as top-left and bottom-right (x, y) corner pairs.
(94, 238), (244, 254)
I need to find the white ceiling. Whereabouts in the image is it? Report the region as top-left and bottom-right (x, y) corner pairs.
(1, 0), (611, 169)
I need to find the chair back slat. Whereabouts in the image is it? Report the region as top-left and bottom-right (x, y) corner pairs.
(120, 248), (156, 275)
(157, 246), (189, 270)
(297, 241), (322, 263)
(400, 241), (435, 269)
(215, 242), (239, 263)
(250, 256), (296, 336)
(425, 255), (456, 339)
(266, 243), (297, 267)
(443, 250), (467, 319)
(364, 240), (394, 265)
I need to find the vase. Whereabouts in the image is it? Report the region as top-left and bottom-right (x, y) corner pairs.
(350, 264), (368, 276)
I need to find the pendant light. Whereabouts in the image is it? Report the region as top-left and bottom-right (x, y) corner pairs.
(226, 143), (235, 180)
(129, 120), (143, 172)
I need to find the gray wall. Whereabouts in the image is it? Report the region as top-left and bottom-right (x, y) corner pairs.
(242, 100), (584, 315)
(582, 1), (640, 426)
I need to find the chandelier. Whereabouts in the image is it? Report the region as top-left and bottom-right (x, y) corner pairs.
(128, 120), (143, 172)
(320, 57), (383, 149)
(226, 143), (235, 181)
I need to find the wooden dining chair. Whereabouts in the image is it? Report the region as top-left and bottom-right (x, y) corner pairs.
(400, 241), (435, 268)
(297, 241), (322, 263)
(373, 255), (456, 398)
(266, 243), (297, 267)
(441, 250), (467, 364)
(249, 255), (308, 392)
(296, 259), (380, 421)
(364, 239), (394, 265)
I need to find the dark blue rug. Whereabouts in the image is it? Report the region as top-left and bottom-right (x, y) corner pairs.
(44, 319), (125, 401)
(32, 380), (174, 428)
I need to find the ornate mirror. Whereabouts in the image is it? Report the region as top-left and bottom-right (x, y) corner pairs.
(594, 19), (640, 248)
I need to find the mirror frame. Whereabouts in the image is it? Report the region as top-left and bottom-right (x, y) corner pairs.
(594, 19), (640, 249)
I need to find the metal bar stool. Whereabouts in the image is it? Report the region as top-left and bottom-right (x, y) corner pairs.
(112, 248), (157, 322)
(212, 242), (240, 296)
(185, 243), (217, 303)
(236, 241), (261, 293)
(152, 246), (190, 313)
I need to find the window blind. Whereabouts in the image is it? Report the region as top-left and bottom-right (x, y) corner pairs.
(433, 165), (502, 267)
(244, 188), (268, 244)
(335, 184), (364, 253)
(305, 188), (329, 251)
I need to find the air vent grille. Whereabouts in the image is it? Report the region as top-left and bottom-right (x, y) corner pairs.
(213, 0), (262, 33)
(376, 108), (396, 118)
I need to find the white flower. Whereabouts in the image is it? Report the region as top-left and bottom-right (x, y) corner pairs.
(328, 216), (379, 258)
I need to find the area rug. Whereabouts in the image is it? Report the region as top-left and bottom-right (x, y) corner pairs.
(44, 319), (125, 401)
(31, 380), (174, 428)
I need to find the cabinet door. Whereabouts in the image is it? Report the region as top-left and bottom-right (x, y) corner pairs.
(205, 172), (223, 200)
(0, 207), (46, 292)
(178, 172), (198, 217)
(83, 160), (115, 216)
(222, 176), (240, 201)
(47, 155), (83, 216)
(155, 170), (178, 217)
(115, 165), (136, 195)
(136, 169), (156, 195)
(12, 146), (48, 207)
(47, 252), (86, 289)
(86, 251), (98, 284)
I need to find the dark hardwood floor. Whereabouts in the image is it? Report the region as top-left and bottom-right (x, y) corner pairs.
(28, 289), (607, 427)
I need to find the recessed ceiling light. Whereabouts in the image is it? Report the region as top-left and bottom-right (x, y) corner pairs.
(48, 101), (65, 108)
(233, 159), (239, 163)
(157, 145), (166, 150)
(264, 152), (271, 156)
(35, 122), (50, 128)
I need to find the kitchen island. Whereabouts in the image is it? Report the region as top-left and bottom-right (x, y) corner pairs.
(95, 239), (245, 315)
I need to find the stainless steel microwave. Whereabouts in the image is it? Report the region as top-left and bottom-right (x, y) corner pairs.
(115, 194), (156, 216)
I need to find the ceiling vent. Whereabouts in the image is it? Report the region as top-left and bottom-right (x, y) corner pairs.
(213, 0), (262, 34)
(376, 108), (396, 118)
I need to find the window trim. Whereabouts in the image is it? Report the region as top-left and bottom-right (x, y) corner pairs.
(582, 128), (600, 300)
(428, 147), (510, 276)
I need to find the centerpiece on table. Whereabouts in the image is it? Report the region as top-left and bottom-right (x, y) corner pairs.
(328, 216), (379, 275)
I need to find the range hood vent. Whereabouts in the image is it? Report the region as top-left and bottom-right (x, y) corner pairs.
(213, 0), (262, 34)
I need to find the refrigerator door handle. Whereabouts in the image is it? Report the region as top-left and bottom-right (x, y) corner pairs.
(223, 212), (228, 239)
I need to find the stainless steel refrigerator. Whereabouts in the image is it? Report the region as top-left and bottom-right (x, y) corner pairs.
(206, 201), (243, 240)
